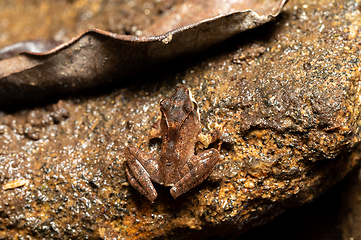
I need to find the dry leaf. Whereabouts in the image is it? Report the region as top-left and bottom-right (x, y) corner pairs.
(0, 0), (288, 107)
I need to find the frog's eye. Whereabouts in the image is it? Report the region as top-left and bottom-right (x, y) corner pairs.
(183, 99), (194, 113)
(160, 99), (171, 111)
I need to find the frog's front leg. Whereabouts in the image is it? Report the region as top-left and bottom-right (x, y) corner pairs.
(197, 120), (227, 148)
(124, 146), (160, 202)
(170, 149), (220, 199)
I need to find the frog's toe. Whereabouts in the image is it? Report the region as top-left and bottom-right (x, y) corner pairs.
(170, 186), (180, 199)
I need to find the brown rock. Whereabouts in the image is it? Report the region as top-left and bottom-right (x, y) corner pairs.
(0, 0), (361, 239)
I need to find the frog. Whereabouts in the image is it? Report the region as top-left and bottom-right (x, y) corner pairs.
(124, 85), (221, 202)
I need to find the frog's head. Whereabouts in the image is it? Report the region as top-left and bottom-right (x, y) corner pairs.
(160, 85), (199, 131)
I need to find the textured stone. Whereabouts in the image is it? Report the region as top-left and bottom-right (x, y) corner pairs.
(0, 0), (361, 239)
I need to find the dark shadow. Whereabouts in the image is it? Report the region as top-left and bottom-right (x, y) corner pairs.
(236, 164), (360, 240)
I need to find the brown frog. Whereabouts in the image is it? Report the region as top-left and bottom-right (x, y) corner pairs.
(124, 85), (221, 202)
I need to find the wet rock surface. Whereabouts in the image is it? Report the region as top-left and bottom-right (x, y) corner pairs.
(1, 0), (361, 239)
(241, 166), (361, 240)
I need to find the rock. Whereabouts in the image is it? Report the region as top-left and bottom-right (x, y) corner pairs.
(0, 0), (361, 239)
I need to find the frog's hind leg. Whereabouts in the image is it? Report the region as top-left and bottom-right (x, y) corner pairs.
(170, 148), (220, 199)
(125, 146), (159, 202)
(125, 165), (157, 202)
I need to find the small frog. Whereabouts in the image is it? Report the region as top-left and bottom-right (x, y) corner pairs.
(124, 85), (221, 202)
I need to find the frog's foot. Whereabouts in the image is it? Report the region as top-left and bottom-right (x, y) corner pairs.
(124, 146), (159, 202)
(170, 148), (220, 199)
(198, 119), (227, 148)
(198, 131), (221, 148)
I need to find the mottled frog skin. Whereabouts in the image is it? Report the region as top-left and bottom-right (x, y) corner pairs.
(125, 85), (220, 202)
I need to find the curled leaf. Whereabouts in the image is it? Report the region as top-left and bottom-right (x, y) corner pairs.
(0, 40), (60, 60)
(0, 0), (288, 107)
